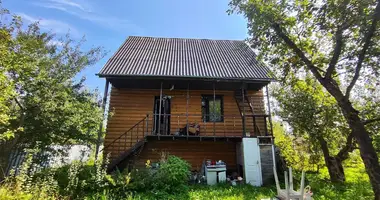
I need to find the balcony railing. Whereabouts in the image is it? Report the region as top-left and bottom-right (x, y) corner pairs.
(103, 113), (272, 160)
(147, 113), (271, 137)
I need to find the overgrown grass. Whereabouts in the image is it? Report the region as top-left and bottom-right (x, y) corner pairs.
(188, 184), (275, 200)
(306, 165), (373, 200)
(0, 158), (373, 200)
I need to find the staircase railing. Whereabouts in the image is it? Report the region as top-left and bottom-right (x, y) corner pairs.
(102, 115), (149, 159)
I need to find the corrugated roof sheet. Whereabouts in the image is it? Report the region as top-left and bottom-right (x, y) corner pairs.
(98, 36), (273, 81)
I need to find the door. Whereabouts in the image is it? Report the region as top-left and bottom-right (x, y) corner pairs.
(154, 96), (171, 135)
(242, 138), (263, 186)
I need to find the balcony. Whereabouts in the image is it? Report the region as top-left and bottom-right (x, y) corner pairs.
(103, 113), (272, 162)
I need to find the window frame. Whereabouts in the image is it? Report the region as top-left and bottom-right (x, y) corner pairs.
(201, 95), (224, 122)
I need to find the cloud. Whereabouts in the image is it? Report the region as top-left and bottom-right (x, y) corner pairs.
(32, 3), (68, 12)
(34, 0), (92, 12)
(47, 40), (64, 46)
(32, 0), (143, 33)
(49, 0), (89, 12)
(17, 13), (80, 37)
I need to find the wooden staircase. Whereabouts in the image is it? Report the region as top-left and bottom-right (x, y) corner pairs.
(234, 89), (261, 135)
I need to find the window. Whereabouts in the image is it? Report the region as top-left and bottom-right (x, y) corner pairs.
(201, 95), (223, 122)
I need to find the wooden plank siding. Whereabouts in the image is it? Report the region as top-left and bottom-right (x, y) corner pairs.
(104, 87), (266, 160)
(135, 141), (238, 171)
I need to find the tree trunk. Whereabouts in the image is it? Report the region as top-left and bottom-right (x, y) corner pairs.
(318, 136), (346, 183)
(337, 98), (380, 199)
(326, 157), (345, 182)
(314, 77), (380, 198)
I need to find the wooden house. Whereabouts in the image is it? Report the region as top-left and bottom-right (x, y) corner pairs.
(97, 36), (275, 185)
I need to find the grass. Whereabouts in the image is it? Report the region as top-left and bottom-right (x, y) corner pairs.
(0, 164), (373, 200)
(305, 165), (373, 200)
(188, 184), (275, 200)
(131, 165), (372, 200)
(129, 184), (275, 200)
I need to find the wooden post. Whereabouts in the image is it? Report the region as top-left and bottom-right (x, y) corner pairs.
(158, 82), (163, 138)
(95, 79), (109, 160)
(186, 82), (189, 138)
(213, 82), (216, 137)
(241, 83), (246, 137)
(265, 85), (274, 136)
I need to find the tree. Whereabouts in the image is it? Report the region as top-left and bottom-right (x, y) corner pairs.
(0, 7), (18, 141)
(273, 120), (324, 172)
(229, 0), (380, 197)
(272, 75), (354, 182)
(0, 6), (105, 173)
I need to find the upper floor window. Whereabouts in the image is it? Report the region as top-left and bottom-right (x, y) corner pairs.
(201, 95), (223, 122)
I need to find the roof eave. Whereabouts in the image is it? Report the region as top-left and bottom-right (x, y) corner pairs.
(96, 74), (276, 83)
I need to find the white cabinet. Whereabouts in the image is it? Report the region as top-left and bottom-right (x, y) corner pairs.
(205, 166), (227, 185)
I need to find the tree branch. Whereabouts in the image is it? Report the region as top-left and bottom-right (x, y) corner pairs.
(336, 132), (355, 161)
(326, 0), (351, 78)
(14, 97), (25, 111)
(325, 25), (345, 78)
(345, 0), (380, 98)
(271, 23), (324, 80)
(363, 117), (380, 125)
(271, 22), (347, 101)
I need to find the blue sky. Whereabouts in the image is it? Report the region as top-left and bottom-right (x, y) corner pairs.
(3, 0), (248, 93)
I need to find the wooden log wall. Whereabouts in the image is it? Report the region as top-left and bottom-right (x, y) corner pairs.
(135, 140), (238, 171)
(104, 87), (266, 159)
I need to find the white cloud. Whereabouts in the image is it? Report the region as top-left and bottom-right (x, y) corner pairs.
(17, 13), (80, 37)
(33, 3), (68, 12)
(49, 0), (90, 12)
(32, 0), (142, 33)
(47, 40), (64, 46)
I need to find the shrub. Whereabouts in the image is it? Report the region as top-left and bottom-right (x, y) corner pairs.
(1, 153), (60, 200)
(155, 155), (191, 192)
(128, 155), (191, 197)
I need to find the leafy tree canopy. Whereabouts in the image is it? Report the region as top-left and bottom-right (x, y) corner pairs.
(229, 0), (380, 195)
(0, 6), (105, 155)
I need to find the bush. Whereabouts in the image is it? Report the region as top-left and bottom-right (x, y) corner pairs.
(155, 155), (191, 192)
(128, 155), (191, 197)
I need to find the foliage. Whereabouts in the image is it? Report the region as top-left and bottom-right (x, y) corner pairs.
(0, 7), (18, 141)
(0, 156), (374, 199)
(187, 184), (275, 200)
(308, 164), (373, 200)
(155, 155), (191, 192)
(229, 0), (380, 193)
(272, 76), (348, 152)
(0, 155), (192, 199)
(273, 121), (322, 171)
(1, 153), (60, 200)
(129, 155), (191, 197)
(0, 2), (105, 173)
(272, 75), (355, 182)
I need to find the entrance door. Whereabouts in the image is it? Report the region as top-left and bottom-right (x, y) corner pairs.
(242, 138), (263, 186)
(154, 96), (171, 135)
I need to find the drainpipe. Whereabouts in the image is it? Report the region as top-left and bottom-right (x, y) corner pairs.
(158, 81), (163, 139)
(213, 82), (216, 137)
(265, 85), (273, 136)
(241, 83), (246, 137)
(186, 82), (189, 137)
(95, 79), (110, 160)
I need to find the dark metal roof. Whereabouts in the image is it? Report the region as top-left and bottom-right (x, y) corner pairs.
(98, 36), (273, 81)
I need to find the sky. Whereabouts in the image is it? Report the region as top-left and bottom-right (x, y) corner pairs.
(3, 0), (248, 93)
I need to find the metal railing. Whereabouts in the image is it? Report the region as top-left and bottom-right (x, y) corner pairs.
(102, 115), (148, 159)
(102, 113), (272, 159)
(148, 113), (271, 137)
